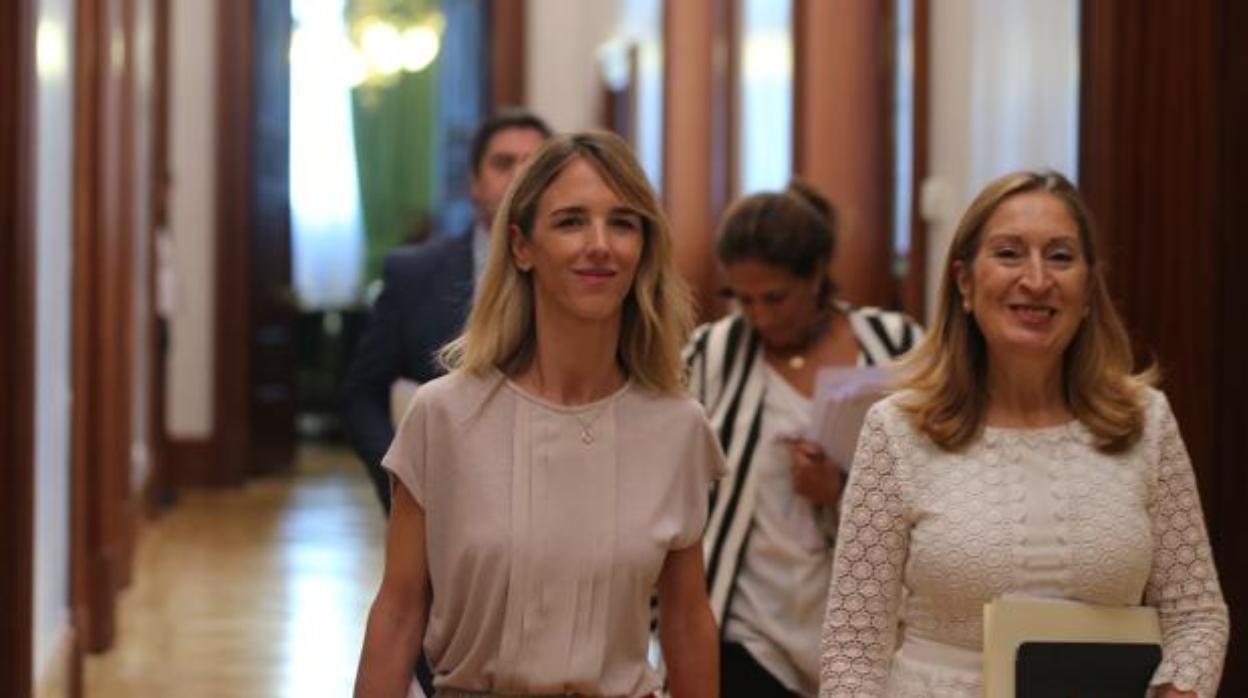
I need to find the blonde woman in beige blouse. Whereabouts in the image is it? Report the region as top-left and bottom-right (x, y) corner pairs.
(354, 131), (725, 698)
(820, 171), (1228, 697)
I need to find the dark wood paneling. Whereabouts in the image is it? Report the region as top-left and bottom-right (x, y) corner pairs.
(115, 0), (140, 592)
(213, 0), (296, 482)
(146, 0), (172, 515)
(661, 0), (730, 322)
(1211, 0), (1248, 693)
(489, 0), (527, 108)
(165, 438), (219, 488)
(71, 0), (112, 654)
(1081, 1), (1245, 693)
(248, 0), (296, 476)
(901, 0), (928, 321)
(1081, 0), (1216, 472)
(70, 0), (139, 655)
(792, 0), (892, 308)
(711, 0), (736, 220)
(0, 0), (36, 690)
(214, 0), (255, 486)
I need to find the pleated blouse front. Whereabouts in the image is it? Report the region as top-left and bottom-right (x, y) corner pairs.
(383, 369), (724, 698)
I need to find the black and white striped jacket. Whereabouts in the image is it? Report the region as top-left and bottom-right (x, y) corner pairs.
(684, 303), (923, 626)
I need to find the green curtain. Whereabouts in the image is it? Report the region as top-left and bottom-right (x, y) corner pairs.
(349, 0), (441, 283)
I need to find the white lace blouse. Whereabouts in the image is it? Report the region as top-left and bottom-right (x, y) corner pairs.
(819, 388), (1228, 698)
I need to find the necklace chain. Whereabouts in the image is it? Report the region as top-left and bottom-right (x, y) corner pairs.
(572, 403), (610, 444)
(782, 306), (834, 371)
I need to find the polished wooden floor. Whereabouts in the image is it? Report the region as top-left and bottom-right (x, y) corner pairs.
(85, 446), (386, 697)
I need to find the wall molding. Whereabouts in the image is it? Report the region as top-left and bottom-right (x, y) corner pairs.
(35, 624), (75, 698)
(165, 437), (220, 489)
(213, 0), (254, 488)
(490, 0), (526, 108)
(0, 0), (37, 691)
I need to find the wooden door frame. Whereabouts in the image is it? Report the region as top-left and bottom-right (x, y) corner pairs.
(1080, 0), (1246, 690)
(0, 0), (37, 692)
(213, 0), (256, 486)
(792, 0), (893, 308)
(1212, 0), (1248, 689)
(489, 0), (527, 108)
(70, 0), (139, 657)
(146, 0), (172, 513)
(898, 0), (929, 320)
(661, 0), (734, 323)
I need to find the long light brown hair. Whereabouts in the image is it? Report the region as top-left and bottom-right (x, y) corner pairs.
(440, 130), (693, 394)
(898, 170), (1154, 453)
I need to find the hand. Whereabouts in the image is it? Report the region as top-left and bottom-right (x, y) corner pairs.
(787, 439), (842, 506)
(1154, 685), (1197, 698)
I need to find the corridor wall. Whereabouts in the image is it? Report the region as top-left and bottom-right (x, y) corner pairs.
(166, 0), (217, 441)
(526, 0), (621, 131)
(32, 0), (75, 690)
(924, 0), (1080, 322)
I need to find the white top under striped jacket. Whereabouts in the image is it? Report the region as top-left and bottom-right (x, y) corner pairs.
(683, 302), (923, 628)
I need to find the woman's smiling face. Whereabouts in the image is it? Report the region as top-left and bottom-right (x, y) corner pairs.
(510, 156), (645, 326)
(957, 190), (1090, 363)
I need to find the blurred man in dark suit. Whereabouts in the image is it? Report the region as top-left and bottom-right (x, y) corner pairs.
(341, 109), (552, 513)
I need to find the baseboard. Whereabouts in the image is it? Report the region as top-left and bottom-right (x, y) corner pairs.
(35, 623), (75, 698)
(165, 436), (221, 488)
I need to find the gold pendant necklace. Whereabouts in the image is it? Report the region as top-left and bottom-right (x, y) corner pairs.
(782, 306), (834, 372)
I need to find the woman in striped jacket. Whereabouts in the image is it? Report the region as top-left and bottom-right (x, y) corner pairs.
(685, 181), (922, 698)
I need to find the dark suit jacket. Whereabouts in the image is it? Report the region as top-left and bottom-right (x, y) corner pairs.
(340, 232), (475, 510)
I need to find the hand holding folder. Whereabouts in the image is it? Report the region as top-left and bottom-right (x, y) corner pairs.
(983, 596), (1163, 698)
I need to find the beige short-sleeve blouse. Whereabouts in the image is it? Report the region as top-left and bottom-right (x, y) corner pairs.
(382, 369), (726, 698)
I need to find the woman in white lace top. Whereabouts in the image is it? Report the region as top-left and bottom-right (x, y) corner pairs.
(819, 171), (1228, 698)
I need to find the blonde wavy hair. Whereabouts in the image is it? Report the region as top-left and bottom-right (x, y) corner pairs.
(440, 130), (693, 394)
(898, 170), (1155, 453)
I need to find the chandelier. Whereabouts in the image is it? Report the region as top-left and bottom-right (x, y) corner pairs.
(291, 1), (445, 89)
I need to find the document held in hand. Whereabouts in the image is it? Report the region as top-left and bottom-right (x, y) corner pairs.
(806, 366), (892, 473)
(982, 595), (1163, 698)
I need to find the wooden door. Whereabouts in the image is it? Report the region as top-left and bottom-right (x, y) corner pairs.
(1081, 1), (1248, 693)
(215, 0), (297, 480)
(70, 0), (138, 654)
(249, 0), (297, 475)
(0, 0), (36, 691)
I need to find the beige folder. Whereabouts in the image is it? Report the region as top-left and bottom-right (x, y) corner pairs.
(982, 595), (1162, 698)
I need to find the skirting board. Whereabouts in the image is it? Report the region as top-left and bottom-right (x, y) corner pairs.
(35, 623), (74, 698)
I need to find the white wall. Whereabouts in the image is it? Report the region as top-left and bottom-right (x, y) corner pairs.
(167, 0), (218, 438)
(526, 0), (664, 188)
(614, 0), (663, 189)
(526, 0), (621, 132)
(923, 0), (1080, 321)
(32, 0), (75, 684)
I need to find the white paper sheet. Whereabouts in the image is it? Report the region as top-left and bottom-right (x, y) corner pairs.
(807, 366), (891, 473)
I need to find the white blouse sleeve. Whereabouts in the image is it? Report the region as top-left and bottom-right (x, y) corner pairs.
(1144, 397), (1229, 698)
(820, 403), (911, 697)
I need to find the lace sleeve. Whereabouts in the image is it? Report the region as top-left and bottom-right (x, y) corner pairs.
(820, 403), (910, 697)
(1144, 398), (1229, 698)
